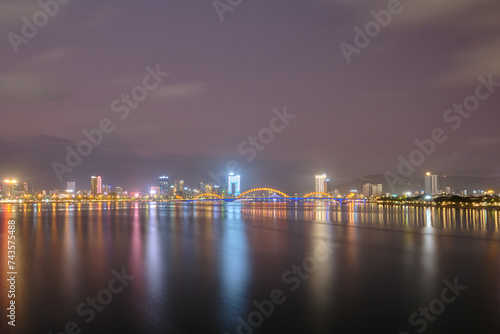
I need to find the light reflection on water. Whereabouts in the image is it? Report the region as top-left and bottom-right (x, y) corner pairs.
(0, 202), (499, 334)
(2, 201), (499, 234)
(238, 202), (500, 233)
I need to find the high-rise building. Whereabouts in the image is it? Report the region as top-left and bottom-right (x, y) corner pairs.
(213, 185), (220, 195)
(228, 173), (241, 196)
(174, 180), (185, 196)
(101, 185), (111, 194)
(115, 187), (123, 195)
(67, 182), (76, 195)
(91, 176), (102, 195)
(363, 183), (383, 198)
(424, 173), (438, 195)
(150, 186), (160, 197)
(91, 176), (97, 195)
(315, 174), (327, 193)
(22, 181), (29, 194)
(2, 180), (18, 197)
(325, 178), (332, 193)
(97, 176), (102, 194)
(363, 184), (370, 197)
(159, 176), (169, 197)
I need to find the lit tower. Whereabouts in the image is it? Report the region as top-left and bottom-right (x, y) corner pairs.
(67, 182), (76, 196)
(315, 174), (327, 193)
(424, 172), (438, 195)
(3, 180), (18, 197)
(159, 176), (169, 197)
(228, 173), (241, 196)
(91, 176), (102, 195)
(97, 176), (102, 194)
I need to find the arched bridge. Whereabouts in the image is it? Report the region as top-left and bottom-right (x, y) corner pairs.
(303, 192), (334, 199)
(237, 188), (289, 199)
(181, 188), (364, 203)
(192, 193), (223, 200)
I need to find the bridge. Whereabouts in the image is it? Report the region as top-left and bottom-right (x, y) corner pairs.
(183, 188), (362, 203)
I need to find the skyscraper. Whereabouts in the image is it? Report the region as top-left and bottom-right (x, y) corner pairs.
(424, 173), (438, 195)
(91, 176), (97, 195)
(315, 174), (327, 193)
(97, 176), (102, 194)
(363, 183), (383, 198)
(2, 180), (18, 197)
(91, 176), (102, 195)
(159, 176), (169, 197)
(228, 173), (241, 196)
(67, 182), (76, 195)
(174, 179), (185, 196)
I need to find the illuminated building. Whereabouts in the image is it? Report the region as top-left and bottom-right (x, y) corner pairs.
(97, 176), (102, 194)
(315, 174), (327, 193)
(174, 180), (185, 196)
(102, 185), (111, 194)
(363, 183), (383, 198)
(3, 180), (18, 197)
(213, 185), (221, 195)
(23, 181), (29, 194)
(159, 176), (169, 197)
(228, 173), (241, 196)
(150, 186), (160, 197)
(424, 172), (438, 195)
(91, 176), (97, 195)
(67, 182), (76, 195)
(90, 176), (102, 195)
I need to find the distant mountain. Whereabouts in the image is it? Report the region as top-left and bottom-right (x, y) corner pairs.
(333, 174), (500, 195)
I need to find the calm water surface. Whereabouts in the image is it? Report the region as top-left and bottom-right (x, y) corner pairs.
(1, 202), (499, 334)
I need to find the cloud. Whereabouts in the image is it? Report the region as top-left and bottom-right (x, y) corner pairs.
(152, 82), (208, 100)
(70, 2), (117, 33)
(323, 0), (500, 32)
(0, 72), (65, 102)
(327, 0), (500, 87)
(466, 136), (500, 148)
(434, 40), (500, 87)
(0, 0), (40, 26)
(24, 47), (76, 65)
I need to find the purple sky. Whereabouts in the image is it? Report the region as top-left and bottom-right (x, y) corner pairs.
(1, 0), (499, 192)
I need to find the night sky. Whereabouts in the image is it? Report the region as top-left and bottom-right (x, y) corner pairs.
(1, 0), (499, 192)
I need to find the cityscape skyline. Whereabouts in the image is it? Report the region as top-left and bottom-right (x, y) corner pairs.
(1, 170), (498, 200)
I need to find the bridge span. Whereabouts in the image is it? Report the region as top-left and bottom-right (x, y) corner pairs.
(183, 188), (364, 203)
